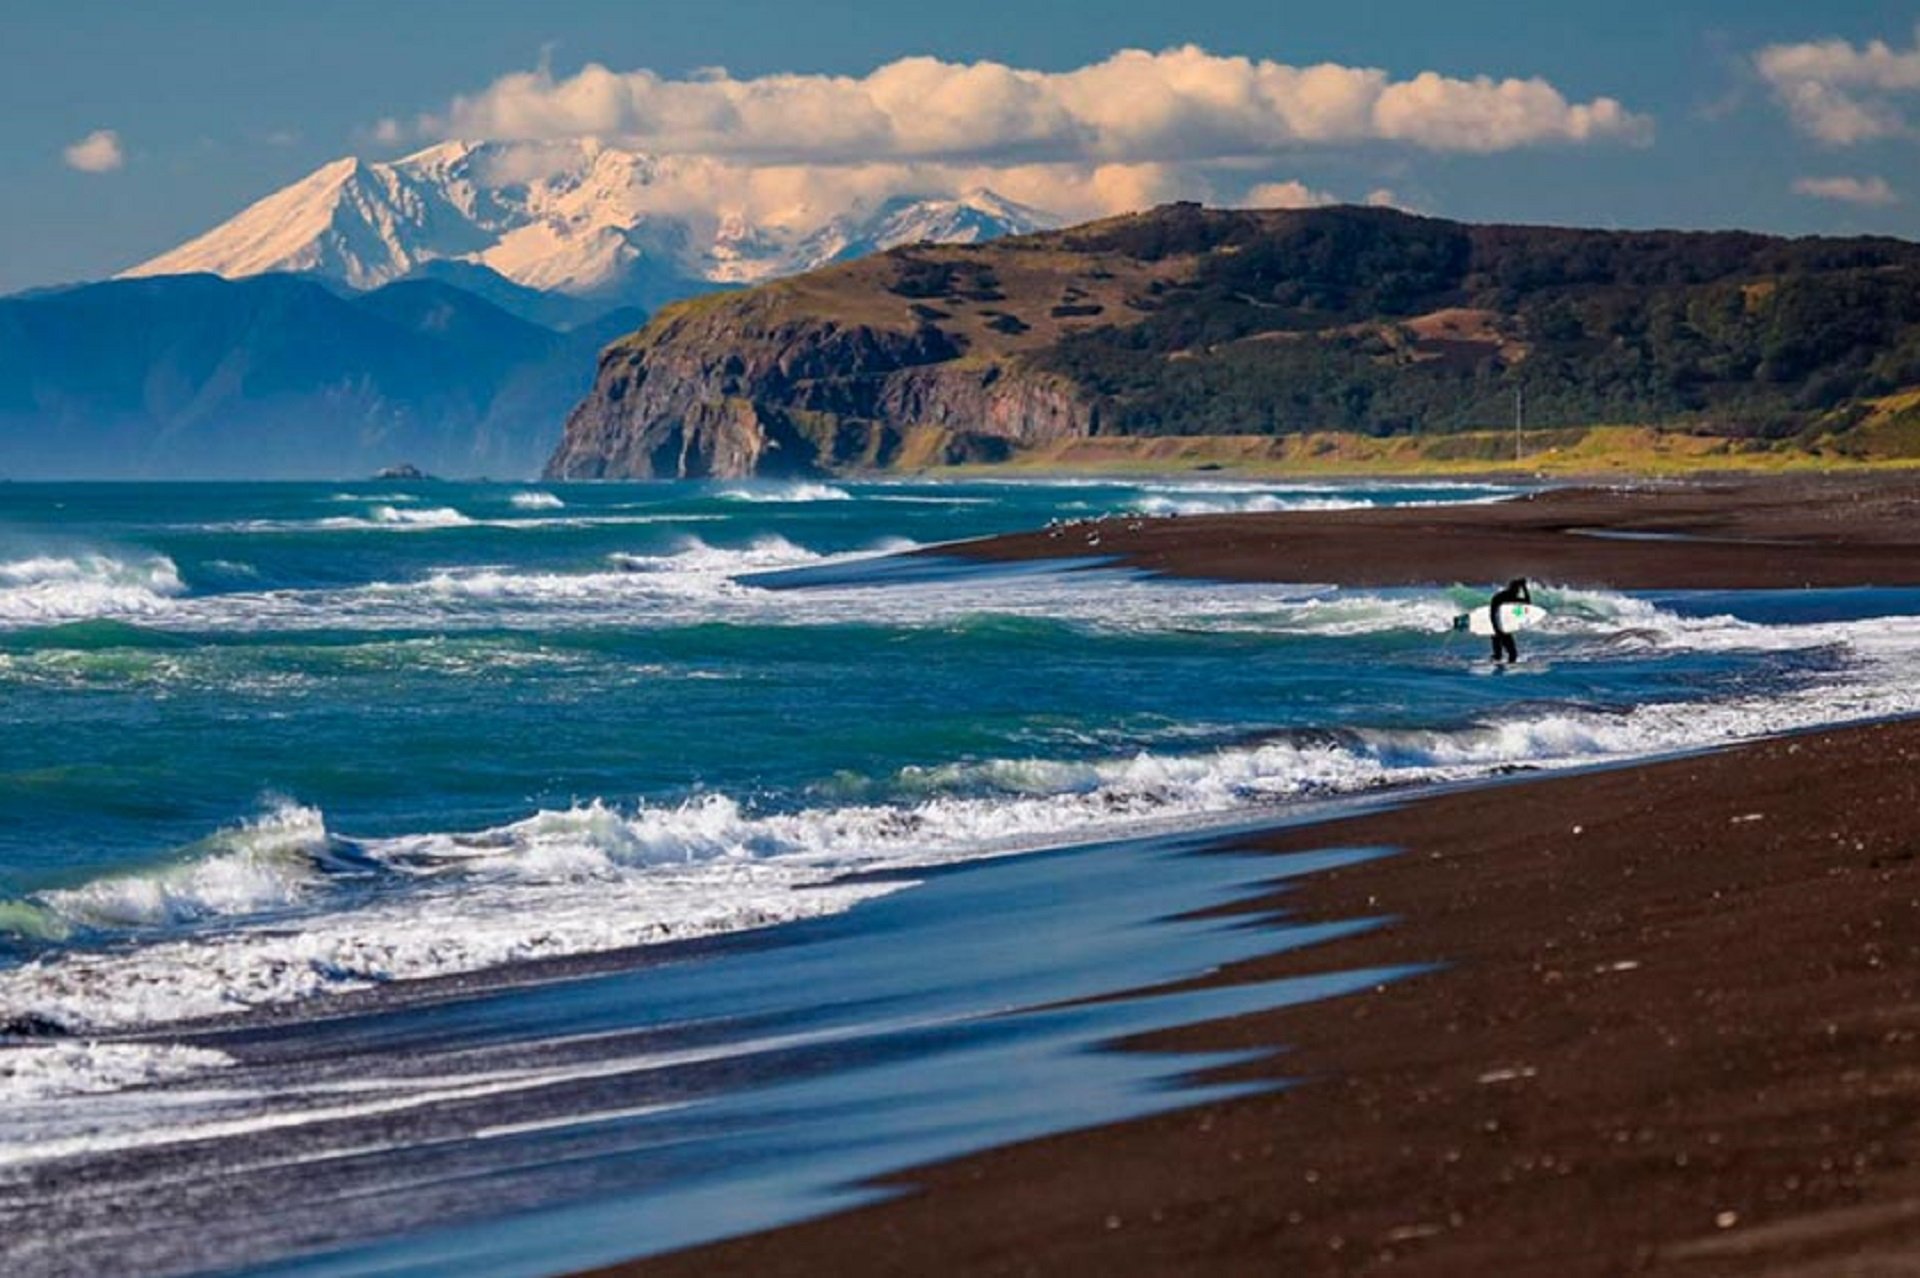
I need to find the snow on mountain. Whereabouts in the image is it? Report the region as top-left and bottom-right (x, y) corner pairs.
(793, 190), (1056, 273)
(123, 141), (1057, 306)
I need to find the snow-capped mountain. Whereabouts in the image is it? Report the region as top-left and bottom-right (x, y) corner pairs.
(123, 140), (1057, 309)
(796, 190), (1060, 268)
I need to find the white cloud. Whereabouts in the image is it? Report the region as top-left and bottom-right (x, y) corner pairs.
(982, 161), (1199, 221)
(1791, 174), (1899, 205)
(1372, 72), (1646, 151)
(1756, 28), (1920, 143)
(62, 129), (124, 173)
(415, 46), (1650, 162)
(1363, 187), (1423, 213)
(1242, 179), (1337, 208)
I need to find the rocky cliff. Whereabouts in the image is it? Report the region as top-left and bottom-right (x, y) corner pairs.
(546, 203), (1920, 478)
(544, 269), (1102, 479)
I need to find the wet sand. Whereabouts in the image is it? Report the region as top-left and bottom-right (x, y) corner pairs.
(945, 473), (1920, 589)
(581, 475), (1920, 1276)
(597, 718), (1920, 1277)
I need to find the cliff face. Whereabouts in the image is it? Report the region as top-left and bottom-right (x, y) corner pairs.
(547, 203), (1920, 478)
(544, 289), (1098, 479)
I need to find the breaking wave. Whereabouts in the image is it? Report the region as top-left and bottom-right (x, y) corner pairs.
(1132, 492), (1376, 516)
(365, 505), (473, 528)
(7, 613), (1919, 1034)
(0, 547), (1886, 653)
(0, 552), (185, 624)
(713, 481), (853, 503)
(510, 491), (565, 510)
(609, 533), (824, 574)
(38, 803), (331, 930)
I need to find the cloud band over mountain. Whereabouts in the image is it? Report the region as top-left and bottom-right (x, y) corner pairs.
(396, 45), (1649, 164)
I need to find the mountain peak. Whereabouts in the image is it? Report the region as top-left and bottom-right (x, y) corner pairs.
(121, 142), (1060, 307)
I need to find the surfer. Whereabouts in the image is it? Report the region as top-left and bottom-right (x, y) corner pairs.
(1489, 577), (1531, 664)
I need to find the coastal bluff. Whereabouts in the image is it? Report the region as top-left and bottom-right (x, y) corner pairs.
(544, 202), (1920, 480)
(544, 292), (1095, 479)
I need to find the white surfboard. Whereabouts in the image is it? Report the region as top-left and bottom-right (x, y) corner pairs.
(1458, 602), (1549, 637)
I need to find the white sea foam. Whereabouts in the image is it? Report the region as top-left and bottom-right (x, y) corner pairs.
(380, 536), (828, 609)
(0, 552), (185, 623)
(0, 1041), (235, 1102)
(1123, 480), (1513, 517)
(0, 538), (1868, 654)
(39, 804), (329, 929)
(4, 520), (1917, 1040)
(304, 505), (475, 531)
(213, 511), (725, 536)
(2, 866), (895, 1032)
(713, 481), (853, 503)
(0, 1045), (704, 1167)
(629, 533), (824, 573)
(1132, 492), (1377, 516)
(0, 529), (1892, 684)
(510, 491), (565, 510)
(369, 505), (473, 528)
(7, 597), (1920, 1035)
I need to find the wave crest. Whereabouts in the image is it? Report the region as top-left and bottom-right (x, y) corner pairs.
(369, 505), (472, 527)
(6, 631), (1920, 1035)
(713, 482), (852, 503)
(0, 552), (185, 624)
(37, 803), (330, 930)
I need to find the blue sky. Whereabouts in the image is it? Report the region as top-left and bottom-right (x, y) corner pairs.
(3, 0), (1917, 293)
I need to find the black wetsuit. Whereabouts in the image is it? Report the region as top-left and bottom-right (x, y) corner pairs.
(1489, 582), (1531, 664)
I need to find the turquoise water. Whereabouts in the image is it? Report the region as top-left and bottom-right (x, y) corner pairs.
(1, 475), (1913, 1019)
(3, 477), (1919, 1275)
(1, 477), (1512, 902)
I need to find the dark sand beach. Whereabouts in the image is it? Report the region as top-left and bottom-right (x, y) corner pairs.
(587, 475), (1920, 1276)
(948, 473), (1920, 589)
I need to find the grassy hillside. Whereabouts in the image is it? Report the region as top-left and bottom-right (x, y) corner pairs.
(1031, 207), (1920, 442)
(556, 203), (1920, 478)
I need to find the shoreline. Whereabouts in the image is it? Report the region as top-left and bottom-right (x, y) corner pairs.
(12, 475), (1917, 1273)
(940, 472), (1920, 589)
(579, 477), (1920, 1276)
(593, 715), (1920, 1277)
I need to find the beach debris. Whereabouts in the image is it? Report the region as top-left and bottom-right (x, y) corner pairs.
(1714, 1210), (1740, 1229)
(1600, 960), (1641, 973)
(1477, 1065), (1538, 1084)
(1730, 812), (1766, 824)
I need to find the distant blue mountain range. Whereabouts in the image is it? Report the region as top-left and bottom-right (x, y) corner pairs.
(0, 274), (642, 479)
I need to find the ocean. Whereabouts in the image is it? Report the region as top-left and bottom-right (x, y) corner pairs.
(4, 476), (1919, 1276)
